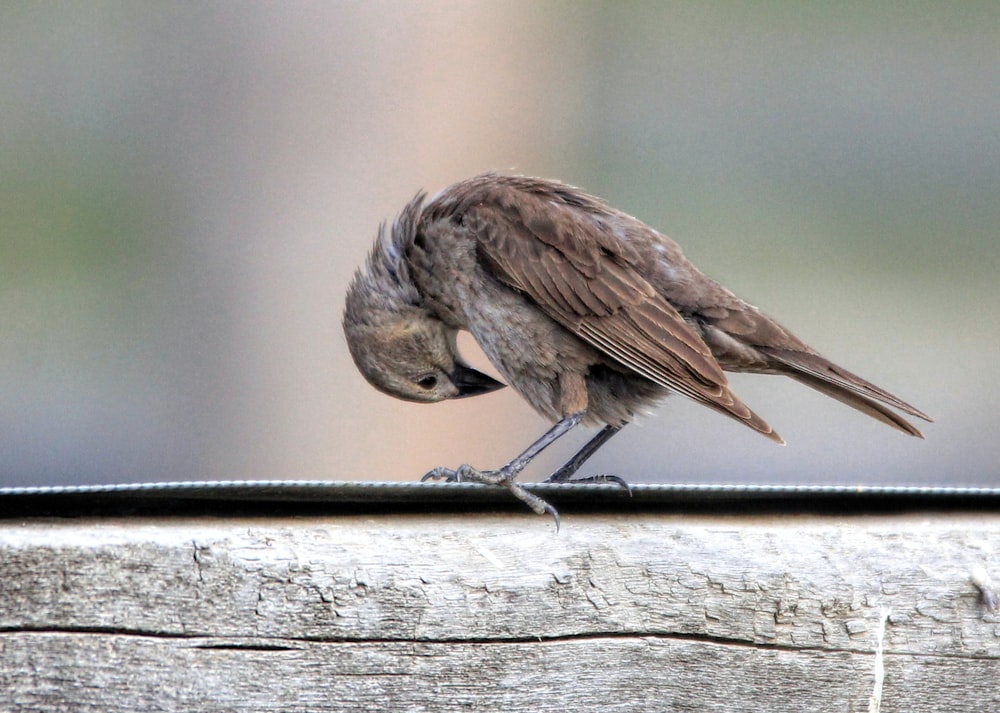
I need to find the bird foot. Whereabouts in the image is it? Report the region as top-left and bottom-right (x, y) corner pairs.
(421, 463), (513, 486)
(422, 464), (561, 529)
(544, 472), (633, 496)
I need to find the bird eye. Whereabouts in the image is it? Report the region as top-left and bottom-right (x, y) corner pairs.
(416, 375), (438, 390)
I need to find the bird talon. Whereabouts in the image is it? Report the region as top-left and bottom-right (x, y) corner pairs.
(544, 502), (561, 532)
(506, 482), (561, 529)
(593, 474), (633, 496)
(421, 467), (459, 483)
(544, 472), (633, 496)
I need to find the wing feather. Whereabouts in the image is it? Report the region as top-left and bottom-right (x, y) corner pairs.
(540, 251), (593, 315)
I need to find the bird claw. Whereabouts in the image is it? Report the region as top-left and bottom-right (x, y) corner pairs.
(506, 481), (561, 531)
(421, 466), (462, 483)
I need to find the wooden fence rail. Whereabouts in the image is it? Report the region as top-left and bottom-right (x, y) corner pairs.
(2, 490), (999, 712)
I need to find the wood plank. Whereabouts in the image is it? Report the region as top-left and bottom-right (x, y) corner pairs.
(2, 513), (998, 711)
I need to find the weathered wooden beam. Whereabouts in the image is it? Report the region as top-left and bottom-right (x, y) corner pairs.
(2, 511), (998, 712)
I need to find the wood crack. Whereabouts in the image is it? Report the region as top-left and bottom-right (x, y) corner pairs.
(3, 626), (997, 661)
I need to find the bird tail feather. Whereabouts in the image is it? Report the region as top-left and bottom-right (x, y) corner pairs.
(760, 349), (932, 438)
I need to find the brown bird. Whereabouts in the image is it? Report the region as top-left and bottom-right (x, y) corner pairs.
(343, 173), (931, 521)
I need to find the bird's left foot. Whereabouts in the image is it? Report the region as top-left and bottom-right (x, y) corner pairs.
(422, 464), (561, 528)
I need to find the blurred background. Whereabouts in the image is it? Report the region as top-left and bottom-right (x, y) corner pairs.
(1, 2), (997, 489)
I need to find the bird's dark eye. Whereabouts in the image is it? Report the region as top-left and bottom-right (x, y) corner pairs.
(416, 375), (438, 390)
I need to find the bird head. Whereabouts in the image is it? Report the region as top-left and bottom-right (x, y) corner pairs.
(343, 303), (505, 402)
(342, 209), (505, 404)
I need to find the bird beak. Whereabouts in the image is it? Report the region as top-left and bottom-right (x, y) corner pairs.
(450, 362), (506, 398)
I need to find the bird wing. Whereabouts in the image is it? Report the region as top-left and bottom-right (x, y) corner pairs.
(464, 181), (782, 441)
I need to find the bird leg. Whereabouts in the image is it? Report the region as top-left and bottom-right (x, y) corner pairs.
(544, 424), (631, 493)
(422, 411), (585, 524)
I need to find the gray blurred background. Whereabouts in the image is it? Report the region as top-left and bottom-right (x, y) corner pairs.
(2, 2), (997, 489)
